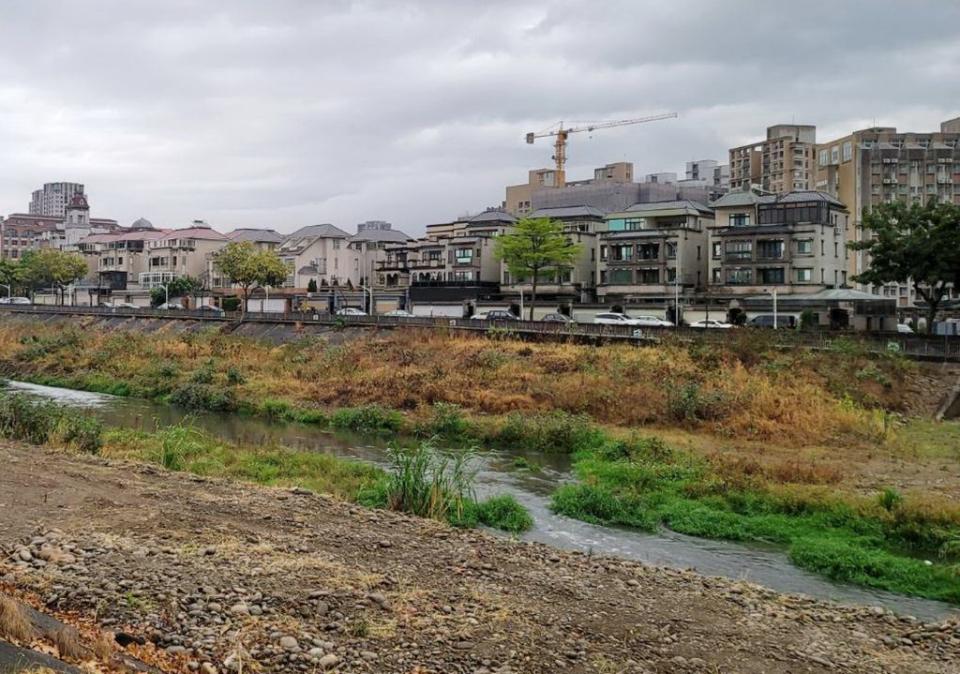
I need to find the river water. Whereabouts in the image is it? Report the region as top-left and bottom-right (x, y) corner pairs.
(5, 379), (957, 622)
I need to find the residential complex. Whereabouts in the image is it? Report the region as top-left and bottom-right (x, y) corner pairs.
(1, 191), (119, 260)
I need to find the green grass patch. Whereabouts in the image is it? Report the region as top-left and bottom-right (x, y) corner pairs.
(330, 405), (405, 433)
(490, 410), (605, 454)
(551, 434), (960, 603)
(476, 494), (534, 533)
(888, 419), (960, 460)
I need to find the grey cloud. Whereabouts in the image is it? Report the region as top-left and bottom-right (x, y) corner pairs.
(0, 0), (957, 234)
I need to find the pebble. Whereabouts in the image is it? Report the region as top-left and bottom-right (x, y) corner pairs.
(318, 654), (340, 669)
(279, 636), (299, 651)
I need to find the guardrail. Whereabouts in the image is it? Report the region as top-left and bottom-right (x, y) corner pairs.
(2, 304), (959, 361)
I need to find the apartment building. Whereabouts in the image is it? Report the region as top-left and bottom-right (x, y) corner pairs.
(504, 168), (565, 216)
(728, 125), (816, 193)
(141, 222), (227, 288)
(685, 159), (730, 189)
(816, 119), (960, 305)
(79, 224), (169, 290)
(596, 200), (713, 302)
(29, 182), (85, 217)
(277, 224), (352, 288)
(500, 205), (604, 303)
(708, 190), (849, 296)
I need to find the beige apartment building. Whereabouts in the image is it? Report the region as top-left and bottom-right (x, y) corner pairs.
(728, 124), (816, 193)
(596, 200), (714, 302)
(503, 162), (633, 216)
(77, 219), (168, 290)
(816, 119), (960, 306)
(708, 190), (849, 296)
(142, 222), (228, 288)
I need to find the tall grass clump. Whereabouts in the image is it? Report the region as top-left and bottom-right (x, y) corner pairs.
(330, 404), (404, 433)
(416, 402), (473, 440)
(476, 494), (534, 533)
(0, 394), (102, 453)
(492, 411), (604, 454)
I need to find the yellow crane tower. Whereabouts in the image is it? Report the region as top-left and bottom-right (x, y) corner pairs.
(525, 112), (678, 184)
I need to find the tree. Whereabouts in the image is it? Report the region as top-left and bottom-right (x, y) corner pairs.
(19, 249), (89, 304)
(150, 275), (202, 307)
(494, 217), (581, 320)
(307, 278), (318, 293)
(849, 200), (960, 333)
(0, 259), (19, 296)
(213, 241), (289, 313)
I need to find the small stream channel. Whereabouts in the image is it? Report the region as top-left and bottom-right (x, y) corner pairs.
(5, 379), (958, 622)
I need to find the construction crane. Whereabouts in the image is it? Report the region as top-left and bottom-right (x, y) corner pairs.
(525, 112), (678, 174)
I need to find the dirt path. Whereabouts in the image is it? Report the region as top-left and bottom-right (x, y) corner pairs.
(1, 443), (958, 673)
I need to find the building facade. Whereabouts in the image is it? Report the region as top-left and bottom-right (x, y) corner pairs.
(708, 190), (849, 296)
(816, 120), (960, 305)
(728, 125), (816, 193)
(29, 182), (85, 217)
(596, 200), (713, 302)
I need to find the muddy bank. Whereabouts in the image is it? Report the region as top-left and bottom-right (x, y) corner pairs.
(2, 443), (959, 673)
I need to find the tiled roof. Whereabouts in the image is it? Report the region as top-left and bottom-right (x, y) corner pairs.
(623, 200), (713, 214)
(157, 227), (227, 242)
(284, 224), (351, 240)
(227, 228), (285, 243)
(465, 210), (517, 225)
(529, 205), (607, 219)
(709, 191), (776, 208)
(775, 191), (846, 207)
(349, 228), (413, 243)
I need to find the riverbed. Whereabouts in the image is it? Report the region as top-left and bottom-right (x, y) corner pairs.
(4, 379), (957, 622)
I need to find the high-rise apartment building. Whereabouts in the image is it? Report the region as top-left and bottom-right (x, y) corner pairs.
(685, 159), (730, 189)
(816, 119), (960, 302)
(29, 182), (86, 217)
(728, 125), (816, 193)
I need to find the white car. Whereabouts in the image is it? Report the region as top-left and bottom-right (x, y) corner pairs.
(0, 297), (31, 305)
(690, 319), (733, 329)
(382, 309), (414, 318)
(157, 302), (184, 310)
(896, 323), (914, 334)
(593, 312), (673, 327)
(335, 307), (367, 316)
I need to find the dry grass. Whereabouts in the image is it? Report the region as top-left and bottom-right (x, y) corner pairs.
(50, 624), (87, 661)
(0, 593), (35, 643)
(0, 323), (923, 448)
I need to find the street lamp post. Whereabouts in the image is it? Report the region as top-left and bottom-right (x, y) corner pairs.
(766, 288), (779, 329)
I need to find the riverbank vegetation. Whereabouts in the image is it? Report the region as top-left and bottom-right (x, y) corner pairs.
(0, 391), (532, 534)
(1, 321), (958, 600)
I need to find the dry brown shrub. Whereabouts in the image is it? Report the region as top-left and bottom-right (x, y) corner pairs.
(0, 593), (35, 643)
(51, 625), (88, 661)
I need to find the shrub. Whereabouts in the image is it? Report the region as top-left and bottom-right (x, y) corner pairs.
(169, 383), (236, 412)
(477, 494), (533, 533)
(418, 402), (472, 439)
(225, 367), (245, 385)
(666, 382), (728, 423)
(493, 411), (604, 454)
(330, 405), (404, 433)
(0, 394), (61, 444)
(153, 425), (206, 471)
(60, 415), (103, 454)
(878, 487), (903, 512)
(262, 398), (293, 421)
(190, 360), (217, 385)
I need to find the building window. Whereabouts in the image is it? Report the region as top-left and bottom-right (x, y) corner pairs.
(730, 213), (751, 227)
(665, 242), (677, 259)
(637, 268), (659, 284)
(624, 218), (645, 231)
(637, 243), (659, 260)
(333, 240), (341, 250)
(599, 245), (608, 261)
(712, 241), (722, 259)
(726, 268), (752, 284)
(725, 240), (752, 260)
(757, 267), (785, 284)
(796, 239), (813, 255)
(757, 240), (784, 259)
(711, 267), (721, 284)
(608, 268), (632, 284)
(666, 268), (676, 282)
(611, 244), (633, 261)
(842, 141), (853, 162)
(454, 248), (473, 264)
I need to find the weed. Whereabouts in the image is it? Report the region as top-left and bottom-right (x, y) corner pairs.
(331, 405), (404, 433)
(0, 594), (35, 642)
(225, 366), (245, 385)
(476, 494), (534, 533)
(666, 382), (728, 424)
(60, 415), (103, 454)
(169, 383), (236, 412)
(417, 402), (472, 439)
(878, 487), (903, 512)
(493, 411), (604, 454)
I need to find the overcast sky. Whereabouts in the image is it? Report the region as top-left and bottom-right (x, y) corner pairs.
(1, 1), (958, 236)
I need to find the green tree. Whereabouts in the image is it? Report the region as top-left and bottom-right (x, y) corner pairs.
(307, 278), (318, 293)
(150, 275), (202, 307)
(849, 200), (960, 333)
(213, 241), (288, 313)
(494, 217), (581, 320)
(0, 259), (19, 296)
(19, 249), (89, 304)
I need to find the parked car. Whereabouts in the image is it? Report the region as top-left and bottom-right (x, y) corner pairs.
(157, 302), (184, 310)
(196, 305), (225, 316)
(472, 310), (519, 321)
(335, 307), (367, 316)
(689, 319), (733, 329)
(382, 309), (414, 318)
(593, 312), (673, 327)
(0, 296), (31, 305)
(896, 323), (915, 334)
(114, 302), (140, 309)
(747, 314), (797, 329)
(542, 313), (575, 323)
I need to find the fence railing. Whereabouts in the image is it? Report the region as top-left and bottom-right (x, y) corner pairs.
(2, 304), (959, 361)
